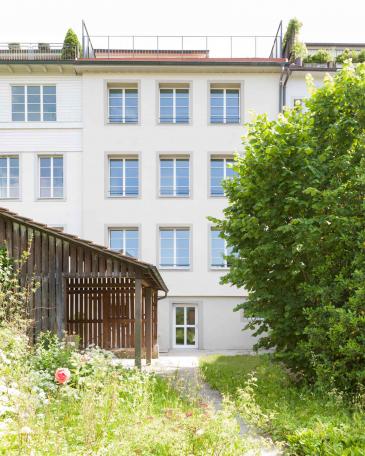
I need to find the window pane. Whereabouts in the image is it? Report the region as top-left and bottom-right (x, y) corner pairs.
(125, 230), (139, 257)
(12, 87), (25, 121)
(187, 307), (195, 325)
(125, 160), (139, 196)
(211, 230), (226, 267)
(109, 230), (123, 251)
(186, 328), (195, 345)
(210, 159), (225, 195)
(175, 328), (184, 345)
(175, 307), (184, 325)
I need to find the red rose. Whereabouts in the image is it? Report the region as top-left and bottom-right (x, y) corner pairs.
(54, 368), (71, 384)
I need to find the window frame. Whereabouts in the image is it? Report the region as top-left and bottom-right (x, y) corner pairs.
(173, 304), (198, 348)
(0, 155), (20, 200)
(107, 155), (139, 198)
(107, 86), (139, 125)
(11, 84), (57, 122)
(159, 87), (190, 124)
(108, 227), (140, 258)
(209, 155), (235, 197)
(159, 156), (190, 198)
(38, 155), (64, 200)
(209, 86), (240, 125)
(159, 226), (191, 270)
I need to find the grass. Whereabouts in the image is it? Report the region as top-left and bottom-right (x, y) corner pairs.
(0, 326), (253, 456)
(200, 354), (365, 455)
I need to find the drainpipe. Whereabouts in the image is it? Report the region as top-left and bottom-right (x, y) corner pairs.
(158, 291), (168, 300)
(279, 64), (291, 112)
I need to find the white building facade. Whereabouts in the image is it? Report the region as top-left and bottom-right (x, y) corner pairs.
(0, 33), (357, 352)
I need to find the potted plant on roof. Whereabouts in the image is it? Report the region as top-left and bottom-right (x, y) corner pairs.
(336, 48), (359, 67)
(303, 49), (333, 68)
(292, 41), (308, 66)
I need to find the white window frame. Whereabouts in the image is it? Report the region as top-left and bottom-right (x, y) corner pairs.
(159, 227), (190, 270)
(108, 88), (138, 124)
(210, 157), (234, 197)
(38, 155), (63, 199)
(159, 88), (189, 124)
(108, 157), (139, 197)
(0, 156), (19, 199)
(159, 157), (190, 197)
(210, 87), (240, 124)
(210, 228), (230, 269)
(173, 304), (198, 348)
(12, 85), (56, 122)
(108, 228), (139, 258)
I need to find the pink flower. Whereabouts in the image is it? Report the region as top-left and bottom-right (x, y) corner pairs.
(54, 368), (71, 384)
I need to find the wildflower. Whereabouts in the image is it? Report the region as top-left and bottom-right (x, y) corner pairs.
(195, 429), (205, 436)
(54, 368), (71, 384)
(20, 426), (32, 434)
(185, 411), (193, 418)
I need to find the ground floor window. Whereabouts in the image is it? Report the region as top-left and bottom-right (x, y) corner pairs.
(173, 304), (197, 348)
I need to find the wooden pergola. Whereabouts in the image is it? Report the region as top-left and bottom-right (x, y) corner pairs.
(0, 208), (168, 367)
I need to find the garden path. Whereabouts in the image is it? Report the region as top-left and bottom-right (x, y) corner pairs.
(118, 350), (282, 455)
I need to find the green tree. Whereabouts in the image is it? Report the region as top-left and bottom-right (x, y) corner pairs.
(61, 28), (80, 59)
(211, 64), (365, 392)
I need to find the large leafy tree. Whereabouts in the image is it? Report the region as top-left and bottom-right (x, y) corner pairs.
(212, 64), (365, 390)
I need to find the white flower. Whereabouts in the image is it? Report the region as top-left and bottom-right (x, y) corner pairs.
(20, 426), (32, 434)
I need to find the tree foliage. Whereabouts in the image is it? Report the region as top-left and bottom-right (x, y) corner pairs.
(61, 28), (81, 59)
(211, 64), (365, 393)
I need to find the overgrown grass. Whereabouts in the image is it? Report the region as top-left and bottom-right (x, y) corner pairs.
(200, 354), (365, 455)
(0, 327), (253, 455)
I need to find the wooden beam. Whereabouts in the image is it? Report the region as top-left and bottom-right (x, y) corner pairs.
(145, 287), (153, 365)
(134, 279), (142, 369)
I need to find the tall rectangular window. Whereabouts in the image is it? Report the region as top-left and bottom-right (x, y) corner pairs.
(39, 156), (63, 199)
(210, 87), (240, 124)
(12, 85), (56, 122)
(210, 229), (232, 268)
(160, 228), (190, 269)
(210, 157), (236, 196)
(160, 158), (189, 196)
(108, 88), (138, 123)
(108, 158), (139, 197)
(0, 156), (19, 199)
(109, 228), (139, 258)
(159, 87), (189, 123)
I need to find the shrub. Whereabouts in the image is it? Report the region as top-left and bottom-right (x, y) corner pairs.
(304, 49), (333, 64)
(61, 28), (80, 59)
(336, 48), (359, 63)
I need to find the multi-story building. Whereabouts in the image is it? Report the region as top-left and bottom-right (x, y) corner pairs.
(0, 24), (362, 352)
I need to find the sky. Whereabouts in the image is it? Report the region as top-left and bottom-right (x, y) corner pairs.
(1, 0), (364, 44)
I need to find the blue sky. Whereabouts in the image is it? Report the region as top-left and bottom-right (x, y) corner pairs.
(2, 0), (364, 44)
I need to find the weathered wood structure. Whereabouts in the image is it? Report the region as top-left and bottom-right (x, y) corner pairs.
(0, 207), (168, 367)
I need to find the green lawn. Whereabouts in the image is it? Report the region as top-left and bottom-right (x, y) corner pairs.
(200, 354), (365, 455)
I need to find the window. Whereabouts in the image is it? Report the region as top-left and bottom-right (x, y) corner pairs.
(159, 87), (189, 123)
(174, 305), (197, 348)
(160, 228), (190, 269)
(210, 229), (232, 268)
(0, 156), (19, 199)
(108, 88), (138, 123)
(210, 87), (240, 124)
(39, 156), (63, 199)
(108, 158), (139, 197)
(12, 85), (56, 121)
(160, 158), (189, 196)
(210, 157), (236, 196)
(109, 228), (139, 258)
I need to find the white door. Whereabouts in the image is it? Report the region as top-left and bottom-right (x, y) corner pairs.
(173, 304), (198, 348)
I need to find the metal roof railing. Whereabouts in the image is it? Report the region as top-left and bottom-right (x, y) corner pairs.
(0, 43), (79, 61)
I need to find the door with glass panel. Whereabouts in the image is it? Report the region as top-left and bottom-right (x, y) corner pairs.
(173, 304), (198, 348)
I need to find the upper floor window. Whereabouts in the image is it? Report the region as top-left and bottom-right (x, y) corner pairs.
(12, 85), (56, 122)
(159, 86), (189, 124)
(0, 156), (19, 199)
(109, 228), (139, 258)
(160, 157), (190, 197)
(108, 87), (138, 124)
(210, 157), (236, 196)
(210, 85), (240, 124)
(39, 156), (63, 199)
(108, 157), (139, 197)
(210, 229), (232, 268)
(160, 228), (190, 269)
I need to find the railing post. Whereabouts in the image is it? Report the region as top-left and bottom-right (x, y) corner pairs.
(157, 36), (159, 58)
(255, 36), (257, 58)
(108, 36), (110, 59)
(132, 36), (135, 59)
(181, 36), (184, 59)
(230, 36), (233, 58)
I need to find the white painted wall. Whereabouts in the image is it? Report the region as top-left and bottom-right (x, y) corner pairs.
(285, 71), (327, 108)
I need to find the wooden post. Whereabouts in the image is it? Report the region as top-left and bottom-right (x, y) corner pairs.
(134, 279), (142, 369)
(145, 288), (152, 365)
(102, 291), (111, 349)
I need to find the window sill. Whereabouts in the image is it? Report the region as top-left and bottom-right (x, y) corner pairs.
(107, 121), (140, 126)
(36, 197), (65, 202)
(159, 267), (191, 271)
(158, 194), (191, 199)
(0, 197), (20, 201)
(210, 266), (229, 271)
(106, 195), (140, 199)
